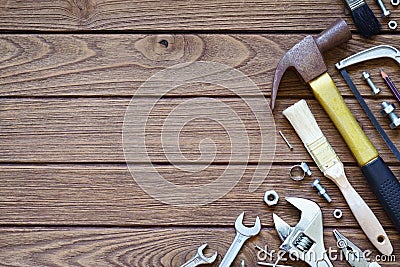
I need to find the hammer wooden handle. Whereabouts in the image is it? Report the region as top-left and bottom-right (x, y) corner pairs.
(325, 162), (392, 256)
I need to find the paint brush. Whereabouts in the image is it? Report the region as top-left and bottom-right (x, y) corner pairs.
(283, 99), (392, 256)
(343, 0), (381, 38)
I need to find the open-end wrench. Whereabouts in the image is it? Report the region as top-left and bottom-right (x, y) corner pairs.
(273, 197), (333, 267)
(219, 212), (261, 267)
(180, 243), (217, 267)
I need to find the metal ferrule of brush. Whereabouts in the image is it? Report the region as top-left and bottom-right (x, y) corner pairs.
(306, 136), (340, 173)
(345, 0), (366, 11)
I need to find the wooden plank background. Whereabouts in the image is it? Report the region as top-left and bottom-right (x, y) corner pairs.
(0, 0), (399, 266)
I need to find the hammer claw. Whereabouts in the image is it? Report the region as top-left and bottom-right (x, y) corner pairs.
(270, 18), (351, 110)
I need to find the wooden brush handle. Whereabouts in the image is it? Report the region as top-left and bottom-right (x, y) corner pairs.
(324, 162), (393, 256)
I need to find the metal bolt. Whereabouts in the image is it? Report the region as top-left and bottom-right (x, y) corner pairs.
(377, 0), (391, 17)
(300, 162), (312, 176)
(311, 178), (332, 203)
(381, 101), (400, 129)
(362, 71), (381, 95)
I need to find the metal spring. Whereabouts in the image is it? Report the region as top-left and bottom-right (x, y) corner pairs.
(294, 233), (314, 252)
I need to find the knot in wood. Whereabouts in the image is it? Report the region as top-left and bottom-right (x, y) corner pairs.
(135, 35), (185, 61)
(67, 0), (96, 24)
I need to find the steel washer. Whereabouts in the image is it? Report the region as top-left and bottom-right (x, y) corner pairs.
(289, 164), (306, 181)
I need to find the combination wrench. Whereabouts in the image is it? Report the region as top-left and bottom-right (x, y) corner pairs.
(219, 212), (261, 267)
(180, 243), (217, 267)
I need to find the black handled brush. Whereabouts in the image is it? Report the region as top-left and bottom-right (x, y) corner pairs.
(343, 0), (381, 38)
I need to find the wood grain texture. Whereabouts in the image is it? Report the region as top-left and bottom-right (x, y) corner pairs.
(1, 98), (399, 163)
(0, 0), (364, 31)
(0, 34), (399, 97)
(0, 227), (399, 266)
(1, 3), (400, 265)
(0, 164), (397, 227)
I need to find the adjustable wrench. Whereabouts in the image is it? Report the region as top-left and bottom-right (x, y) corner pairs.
(180, 243), (217, 267)
(219, 212), (261, 267)
(273, 197), (333, 267)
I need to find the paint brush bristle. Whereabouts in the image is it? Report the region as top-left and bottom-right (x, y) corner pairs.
(282, 100), (323, 145)
(344, 0), (381, 38)
(283, 100), (340, 173)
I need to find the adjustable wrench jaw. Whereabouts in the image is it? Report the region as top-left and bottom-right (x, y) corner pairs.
(273, 213), (293, 242)
(273, 197), (332, 267)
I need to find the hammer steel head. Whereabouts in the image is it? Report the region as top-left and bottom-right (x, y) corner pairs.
(235, 212), (261, 237)
(271, 18), (351, 110)
(197, 244), (218, 263)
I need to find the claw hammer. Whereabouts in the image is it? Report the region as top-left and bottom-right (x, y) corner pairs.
(271, 18), (400, 234)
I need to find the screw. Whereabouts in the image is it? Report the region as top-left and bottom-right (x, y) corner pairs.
(377, 0), (391, 17)
(362, 71), (381, 95)
(311, 178), (332, 203)
(381, 101), (400, 129)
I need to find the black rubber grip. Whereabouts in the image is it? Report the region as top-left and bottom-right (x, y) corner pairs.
(361, 156), (400, 233)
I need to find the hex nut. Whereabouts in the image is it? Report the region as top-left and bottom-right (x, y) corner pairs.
(388, 20), (398, 30)
(333, 209), (343, 219)
(390, 117), (400, 129)
(381, 103), (395, 116)
(391, 0), (400, 6)
(264, 190), (279, 206)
